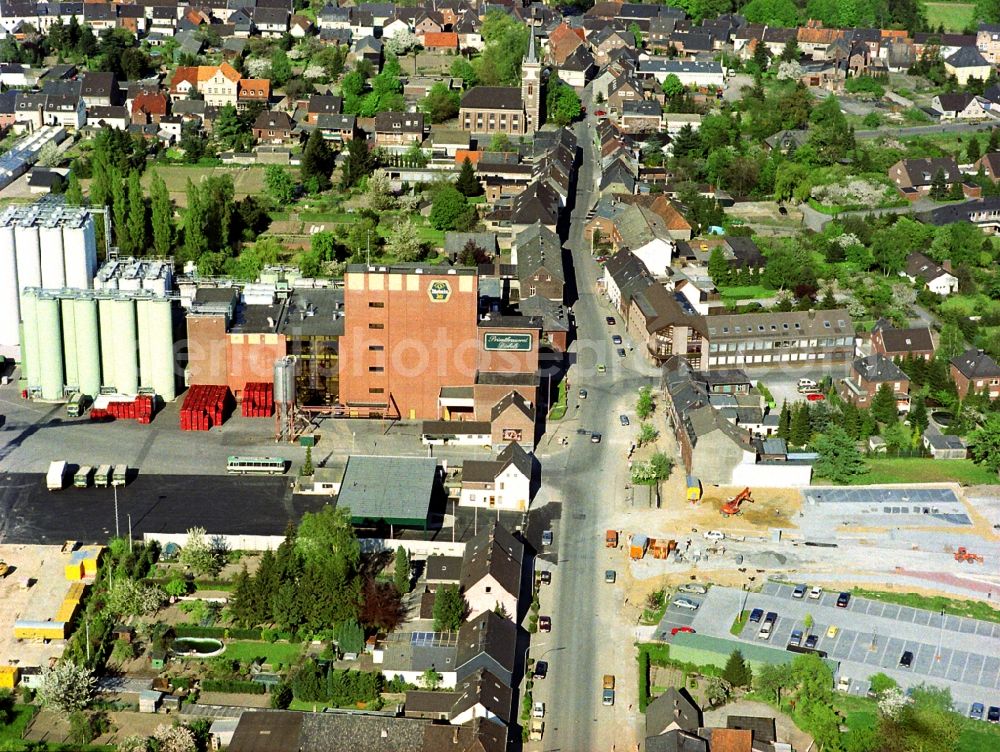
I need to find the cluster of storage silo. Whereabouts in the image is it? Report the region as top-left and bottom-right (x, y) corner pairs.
(20, 288), (177, 402)
(95, 257), (174, 297)
(0, 200), (97, 356)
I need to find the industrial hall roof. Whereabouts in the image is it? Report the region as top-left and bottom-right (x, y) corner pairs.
(336, 455), (439, 529)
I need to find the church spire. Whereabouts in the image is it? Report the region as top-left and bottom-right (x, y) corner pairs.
(526, 22), (537, 64)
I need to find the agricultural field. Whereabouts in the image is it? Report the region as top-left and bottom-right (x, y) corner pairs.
(139, 165), (268, 207)
(923, 2), (977, 32)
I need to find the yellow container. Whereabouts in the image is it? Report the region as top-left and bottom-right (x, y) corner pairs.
(14, 621), (67, 640)
(64, 562), (85, 581)
(56, 601), (78, 623)
(0, 666), (19, 689)
(65, 582), (87, 603)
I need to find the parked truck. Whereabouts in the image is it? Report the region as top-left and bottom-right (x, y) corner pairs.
(65, 393), (88, 417)
(629, 534), (648, 560)
(94, 465), (112, 488)
(112, 465), (128, 487)
(73, 465), (93, 488)
(605, 529), (618, 548)
(46, 461), (67, 491)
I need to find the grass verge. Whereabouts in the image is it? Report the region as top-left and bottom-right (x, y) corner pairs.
(547, 380), (567, 420)
(0, 705), (38, 741)
(730, 610), (748, 636)
(850, 458), (996, 486)
(222, 640), (304, 667)
(851, 587), (1000, 624)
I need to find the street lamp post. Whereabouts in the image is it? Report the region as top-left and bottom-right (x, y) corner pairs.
(113, 484), (120, 538)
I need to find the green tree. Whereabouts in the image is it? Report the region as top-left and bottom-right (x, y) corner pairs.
(433, 584), (467, 631)
(65, 172), (84, 205)
(38, 663), (95, 713)
(777, 401), (791, 440)
(450, 56), (478, 88)
(929, 168), (948, 200)
(545, 75), (582, 127)
(270, 48), (292, 87)
(385, 218), (425, 261)
(125, 170), (146, 255)
(182, 179), (207, 262)
(722, 650), (752, 688)
(808, 95), (855, 164)
(967, 134), (982, 163)
(813, 425), (866, 482)
(704, 676), (731, 707)
(752, 39), (770, 73)
(662, 73), (684, 99)
(301, 129), (335, 192)
(421, 668), (442, 690)
(638, 422), (659, 447)
(789, 404), (812, 446)
(742, 0), (800, 27)
(649, 452), (673, 481)
(149, 171), (173, 256)
(213, 104), (241, 150)
(429, 185), (471, 231)
(707, 246), (731, 285)
(394, 546), (411, 594)
(340, 137), (374, 189)
(476, 10), (529, 86)
(421, 82), (460, 123)
(110, 166), (127, 250)
(780, 36), (801, 62)
(265, 165), (296, 205)
(628, 22), (642, 48)
(486, 132), (513, 152)
(881, 421), (910, 453)
(871, 382), (899, 425)
(968, 415), (1000, 472)
(975, 0), (1000, 23)
(867, 672), (897, 696)
(909, 395), (928, 435)
(753, 662), (793, 704)
(455, 157), (483, 197)
(636, 386), (654, 419)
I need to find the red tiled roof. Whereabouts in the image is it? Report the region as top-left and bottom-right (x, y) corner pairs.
(422, 32), (459, 49)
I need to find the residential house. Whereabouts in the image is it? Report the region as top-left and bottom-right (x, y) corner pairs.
(459, 443), (532, 513)
(455, 13), (483, 52)
(373, 111), (425, 147)
(975, 152), (1000, 181)
(951, 348), (1000, 399)
(976, 22), (1000, 64)
(237, 79), (270, 111)
(513, 221), (564, 302)
(871, 319), (935, 361)
(636, 59), (726, 88)
(600, 157), (638, 196)
(932, 92), (988, 119)
(455, 610), (517, 686)
(904, 252), (958, 295)
(252, 7), (290, 37)
(916, 196), (1000, 231)
(589, 26), (634, 66)
(86, 105), (128, 129)
(888, 157), (961, 198)
(517, 294), (570, 351)
(606, 73), (644, 114)
(944, 46), (992, 86)
(488, 390), (536, 451)
(603, 249), (653, 317)
(560, 45), (597, 88)
(646, 687), (701, 738)
(838, 353), (910, 410)
(459, 521), (525, 625)
(306, 94), (342, 123)
(448, 669), (512, 727)
(721, 236), (765, 273)
(252, 110), (294, 143)
(80, 71), (116, 107)
(628, 283), (707, 366)
(422, 32), (460, 52)
(547, 21), (586, 65)
(618, 194), (693, 240)
(315, 113), (358, 143)
(130, 90), (167, 125)
(290, 15), (313, 38)
(763, 128), (809, 154)
(613, 204), (674, 277)
(923, 427), (968, 459)
(170, 64), (241, 108)
(620, 99), (662, 133)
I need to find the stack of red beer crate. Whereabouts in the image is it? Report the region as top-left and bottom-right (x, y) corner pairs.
(89, 395), (155, 423)
(241, 382), (274, 417)
(180, 385), (231, 431)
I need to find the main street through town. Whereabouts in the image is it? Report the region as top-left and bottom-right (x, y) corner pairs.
(532, 94), (658, 752)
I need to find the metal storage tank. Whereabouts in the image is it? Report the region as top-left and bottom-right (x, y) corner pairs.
(82, 216), (97, 281)
(60, 296), (78, 391)
(136, 295), (153, 390)
(19, 290), (40, 387)
(37, 294), (64, 400)
(73, 296), (101, 397)
(97, 297), (116, 388)
(146, 298), (176, 401)
(283, 356), (296, 406)
(0, 223), (19, 349)
(63, 223), (90, 290)
(273, 358), (286, 405)
(40, 225), (66, 289)
(111, 298), (138, 395)
(14, 223), (41, 291)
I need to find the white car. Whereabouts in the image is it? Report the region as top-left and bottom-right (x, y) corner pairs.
(809, 586), (823, 600)
(678, 583), (708, 595)
(533, 701), (545, 718)
(703, 530), (725, 541)
(672, 598), (700, 610)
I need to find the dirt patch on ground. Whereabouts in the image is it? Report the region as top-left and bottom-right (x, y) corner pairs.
(138, 166), (267, 207)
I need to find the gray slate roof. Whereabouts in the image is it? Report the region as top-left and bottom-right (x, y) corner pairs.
(853, 353), (907, 384)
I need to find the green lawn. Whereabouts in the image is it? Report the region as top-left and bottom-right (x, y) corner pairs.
(0, 705), (38, 741)
(923, 2), (976, 32)
(718, 285), (774, 300)
(959, 727), (1000, 752)
(730, 610), (749, 636)
(222, 640), (303, 667)
(547, 379), (568, 420)
(845, 458), (997, 486)
(852, 587), (1000, 624)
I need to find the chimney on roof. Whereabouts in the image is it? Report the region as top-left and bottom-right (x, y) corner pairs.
(942, 259), (952, 272)
(808, 309), (816, 319)
(453, 727), (460, 743)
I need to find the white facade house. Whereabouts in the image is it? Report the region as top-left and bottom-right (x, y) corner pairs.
(460, 522), (524, 623)
(459, 442), (532, 512)
(636, 59), (726, 88)
(631, 238), (674, 279)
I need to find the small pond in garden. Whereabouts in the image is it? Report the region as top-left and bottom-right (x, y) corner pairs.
(931, 411), (954, 427)
(171, 637), (225, 657)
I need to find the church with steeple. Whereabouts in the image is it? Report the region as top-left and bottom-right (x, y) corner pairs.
(459, 28), (543, 137)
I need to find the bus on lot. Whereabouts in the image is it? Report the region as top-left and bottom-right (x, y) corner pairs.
(226, 456), (287, 475)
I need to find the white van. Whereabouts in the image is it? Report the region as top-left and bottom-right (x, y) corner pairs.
(797, 378), (817, 389)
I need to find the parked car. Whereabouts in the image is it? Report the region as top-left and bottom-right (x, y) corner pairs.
(792, 584), (807, 599)
(612, 335), (622, 345)
(969, 702), (984, 720)
(809, 586), (823, 600)
(542, 530), (553, 546)
(606, 317), (616, 326)
(539, 571), (551, 585)
(899, 651), (914, 668)
(605, 570), (616, 584)
(703, 530), (725, 541)
(597, 364), (606, 373)
(679, 583), (708, 594)
(797, 378), (817, 389)
(671, 626), (695, 636)
(616, 348), (626, 358)
(788, 629), (803, 647)
(805, 634), (819, 649)
(837, 592), (851, 608)
(591, 432), (602, 443)
(534, 661), (548, 680)
(579, 388), (588, 399)
(807, 393), (825, 401)
(603, 675), (615, 706)
(620, 415), (629, 426)
(539, 616), (551, 632)
(987, 706), (999, 723)
(595, 110), (607, 117)
(827, 625), (839, 638)
(838, 676), (851, 692)
(533, 701), (545, 718)
(758, 621), (774, 640)
(749, 608), (764, 623)
(672, 598), (699, 610)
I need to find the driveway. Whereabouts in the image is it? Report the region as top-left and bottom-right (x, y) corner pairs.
(797, 200), (936, 232)
(703, 699), (814, 751)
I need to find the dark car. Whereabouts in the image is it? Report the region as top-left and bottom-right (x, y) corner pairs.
(899, 651), (914, 668)
(805, 634), (819, 649)
(749, 608), (764, 623)
(988, 706), (1000, 723)
(792, 583), (807, 599)
(539, 616), (551, 632)
(616, 348), (626, 358)
(837, 592), (851, 608)
(612, 335), (622, 345)
(764, 611), (778, 624)
(969, 703), (984, 720)
(606, 316), (616, 326)
(591, 432), (602, 443)
(539, 571), (551, 585)
(534, 660), (548, 680)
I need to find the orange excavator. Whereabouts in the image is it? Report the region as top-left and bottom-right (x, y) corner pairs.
(954, 547), (984, 563)
(722, 487), (753, 516)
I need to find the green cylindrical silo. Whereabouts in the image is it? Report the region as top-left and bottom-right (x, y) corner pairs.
(147, 298), (176, 401)
(19, 290), (40, 388)
(136, 295), (153, 391)
(112, 298), (138, 395)
(61, 297), (78, 392)
(98, 297), (115, 389)
(74, 296), (101, 397)
(37, 295), (64, 400)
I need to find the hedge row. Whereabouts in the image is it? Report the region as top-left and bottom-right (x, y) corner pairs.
(173, 625), (263, 640)
(201, 679), (267, 694)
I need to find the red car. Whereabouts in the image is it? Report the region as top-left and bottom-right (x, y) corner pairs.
(671, 627), (695, 636)
(539, 616), (551, 632)
(806, 393), (825, 401)
(595, 110), (607, 117)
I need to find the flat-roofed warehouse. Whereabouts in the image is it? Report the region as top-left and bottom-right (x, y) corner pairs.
(336, 455), (441, 530)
